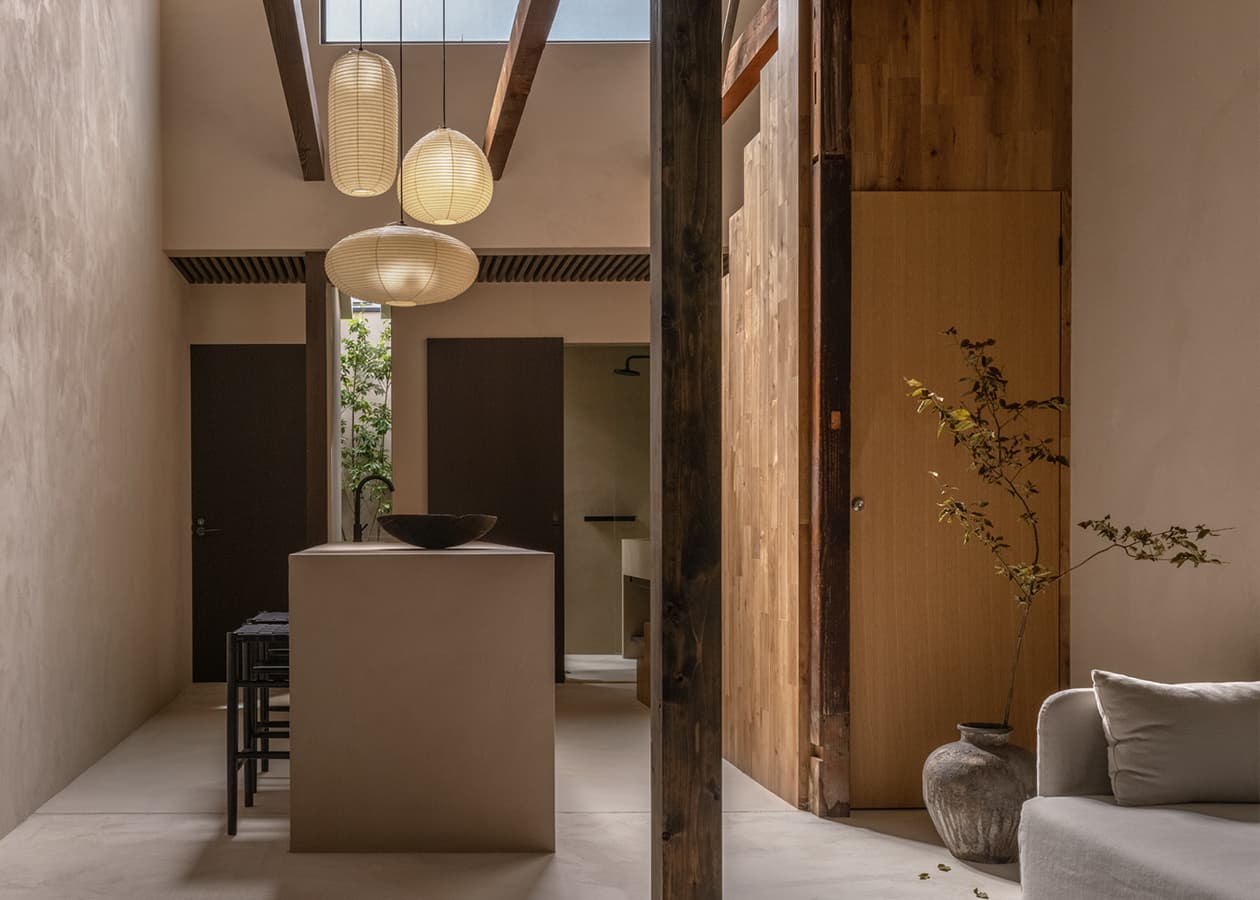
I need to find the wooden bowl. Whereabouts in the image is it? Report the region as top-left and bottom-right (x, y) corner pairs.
(377, 514), (498, 549)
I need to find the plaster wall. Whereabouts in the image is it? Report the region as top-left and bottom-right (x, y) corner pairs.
(184, 283), (305, 345)
(1071, 0), (1260, 683)
(0, 1), (189, 837)
(390, 282), (649, 512)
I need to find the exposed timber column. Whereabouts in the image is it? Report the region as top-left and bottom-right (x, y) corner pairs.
(649, 0), (724, 897)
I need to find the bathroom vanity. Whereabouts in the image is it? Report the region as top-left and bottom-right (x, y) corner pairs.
(287, 541), (555, 852)
(621, 538), (652, 706)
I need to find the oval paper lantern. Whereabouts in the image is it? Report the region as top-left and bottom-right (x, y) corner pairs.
(328, 49), (399, 197)
(325, 223), (479, 307)
(400, 127), (494, 225)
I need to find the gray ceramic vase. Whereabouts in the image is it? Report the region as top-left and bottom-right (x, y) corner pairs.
(922, 723), (1036, 864)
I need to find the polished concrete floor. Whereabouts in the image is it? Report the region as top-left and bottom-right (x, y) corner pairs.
(564, 653), (636, 683)
(0, 682), (1020, 899)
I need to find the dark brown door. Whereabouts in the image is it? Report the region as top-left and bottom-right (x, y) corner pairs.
(427, 338), (565, 681)
(191, 344), (306, 681)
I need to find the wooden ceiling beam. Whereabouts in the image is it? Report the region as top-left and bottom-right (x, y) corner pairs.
(483, 0), (561, 180)
(262, 0), (325, 181)
(721, 0), (779, 124)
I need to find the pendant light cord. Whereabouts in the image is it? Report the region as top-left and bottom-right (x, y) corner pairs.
(397, 0), (405, 224)
(358, 0), (363, 49)
(441, 0), (447, 126)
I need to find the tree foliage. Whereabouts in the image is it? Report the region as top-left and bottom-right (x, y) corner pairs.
(340, 315), (392, 537)
(907, 329), (1224, 725)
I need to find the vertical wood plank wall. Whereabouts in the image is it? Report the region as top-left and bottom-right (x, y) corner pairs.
(841, 0), (1072, 807)
(721, 0), (809, 808)
(721, 0), (1071, 812)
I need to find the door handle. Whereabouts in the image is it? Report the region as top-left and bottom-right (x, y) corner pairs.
(193, 517), (223, 537)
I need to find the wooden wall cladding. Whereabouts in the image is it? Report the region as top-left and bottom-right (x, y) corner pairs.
(850, 0), (1071, 190)
(721, 31), (809, 808)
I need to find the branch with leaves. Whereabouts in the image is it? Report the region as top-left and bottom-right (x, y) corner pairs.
(907, 329), (1225, 726)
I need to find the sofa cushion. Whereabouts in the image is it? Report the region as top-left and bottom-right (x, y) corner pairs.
(1020, 795), (1260, 900)
(1091, 669), (1260, 805)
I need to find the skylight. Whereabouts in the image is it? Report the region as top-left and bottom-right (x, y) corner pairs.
(322, 1), (648, 44)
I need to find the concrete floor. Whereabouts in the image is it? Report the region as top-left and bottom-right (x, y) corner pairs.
(0, 682), (1020, 899)
(564, 653), (636, 683)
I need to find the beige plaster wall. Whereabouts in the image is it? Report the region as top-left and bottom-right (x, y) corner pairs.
(1071, 0), (1260, 684)
(390, 282), (649, 512)
(563, 346), (650, 653)
(184, 283), (305, 345)
(0, 1), (190, 837)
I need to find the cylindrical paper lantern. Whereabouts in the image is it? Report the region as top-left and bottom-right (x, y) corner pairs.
(328, 49), (399, 197)
(400, 127), (494, 225)
(325, 223), (479, 307)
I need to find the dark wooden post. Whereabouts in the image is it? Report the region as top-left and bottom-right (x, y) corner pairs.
(304, 251), (329, 547)
(649, 0), (724, 897)
(808, 0), (853, 819)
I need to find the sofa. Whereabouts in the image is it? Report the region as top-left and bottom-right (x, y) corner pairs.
(1019, 688), (1260, 899)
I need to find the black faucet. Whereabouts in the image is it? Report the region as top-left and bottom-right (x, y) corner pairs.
(353, 474), (395, 542)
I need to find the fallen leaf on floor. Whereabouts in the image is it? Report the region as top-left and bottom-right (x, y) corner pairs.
(937, 863), (952, 872)
(974, 890), (989, 899)
(918, 872), (930, 880)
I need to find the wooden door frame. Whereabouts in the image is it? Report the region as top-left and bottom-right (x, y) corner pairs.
(807, 0), (853, 820)
(305, 250), (330, 548)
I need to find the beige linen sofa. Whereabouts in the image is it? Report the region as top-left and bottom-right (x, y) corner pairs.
(1019, 688), (1260, 900)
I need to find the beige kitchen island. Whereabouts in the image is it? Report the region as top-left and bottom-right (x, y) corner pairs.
(287, 541), (555, 852)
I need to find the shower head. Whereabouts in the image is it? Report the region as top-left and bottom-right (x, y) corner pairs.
(613, 354), (649, 377)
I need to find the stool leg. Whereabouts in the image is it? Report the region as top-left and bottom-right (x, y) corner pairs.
(260, 640), (271, 774)
(244, 641), (256, 807)
(260, 685), (270, 774)
(226, 632), (238, 836)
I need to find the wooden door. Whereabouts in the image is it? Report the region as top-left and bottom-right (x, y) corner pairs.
(191, 344), (306, 681)
(849, 192), (1065, 807)
(427, 338), (566, 681)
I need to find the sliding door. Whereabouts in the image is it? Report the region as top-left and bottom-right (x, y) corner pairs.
(849, 192), (1065, 807)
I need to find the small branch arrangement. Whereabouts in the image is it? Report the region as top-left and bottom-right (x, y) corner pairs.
(906, 329), (1225, 726)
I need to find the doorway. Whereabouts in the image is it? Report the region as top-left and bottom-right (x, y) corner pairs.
(427, 338), (566, 681)
(562, 345), (650, 686)
(190, 344), (306, 681)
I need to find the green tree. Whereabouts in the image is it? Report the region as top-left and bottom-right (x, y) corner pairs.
(907, 329), (1224, 726)
(340, 315), (392, 539)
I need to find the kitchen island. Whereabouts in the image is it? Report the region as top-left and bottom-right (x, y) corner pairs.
(287, 541), (555, 852)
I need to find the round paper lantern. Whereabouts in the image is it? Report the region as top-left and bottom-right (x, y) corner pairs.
(328, 49), (399, 197)
(400, 127), (494, 225)
(325, 223), (479, 307)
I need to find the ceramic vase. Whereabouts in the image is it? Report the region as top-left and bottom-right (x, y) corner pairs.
(922, 723), (1036, 864)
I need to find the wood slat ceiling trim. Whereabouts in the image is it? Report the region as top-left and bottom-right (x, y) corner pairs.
(170, 253), (663, 286)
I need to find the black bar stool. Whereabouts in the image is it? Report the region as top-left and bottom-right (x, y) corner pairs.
(246, 610), (289, 772)
(226, 620), (290, 836)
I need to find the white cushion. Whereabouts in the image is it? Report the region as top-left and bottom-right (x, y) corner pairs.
(1091, 669), (1260, 806)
